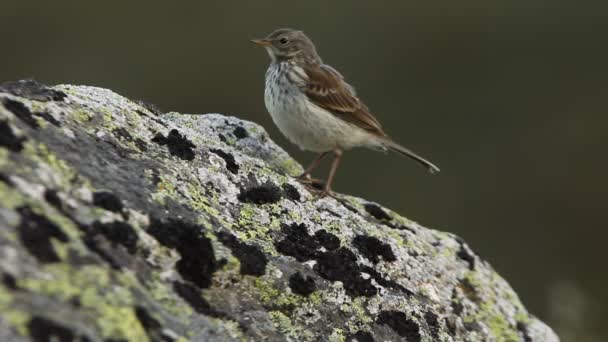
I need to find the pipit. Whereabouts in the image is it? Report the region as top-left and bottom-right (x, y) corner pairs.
(252, 28), (439, 197)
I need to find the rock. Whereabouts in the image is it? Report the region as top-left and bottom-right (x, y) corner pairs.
(0, 80), (558, 341)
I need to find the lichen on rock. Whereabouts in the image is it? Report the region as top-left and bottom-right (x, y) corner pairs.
(0, 80), (558, 341)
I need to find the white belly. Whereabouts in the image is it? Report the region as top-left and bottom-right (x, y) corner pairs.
(264, 63), (372, 153)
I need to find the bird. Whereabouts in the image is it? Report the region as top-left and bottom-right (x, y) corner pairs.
(251, 28), (439, 197)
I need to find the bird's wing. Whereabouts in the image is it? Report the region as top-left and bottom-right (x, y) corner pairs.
(301, 63), (385, 136)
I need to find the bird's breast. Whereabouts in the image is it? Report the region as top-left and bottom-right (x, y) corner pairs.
(263, 63), (373, 152)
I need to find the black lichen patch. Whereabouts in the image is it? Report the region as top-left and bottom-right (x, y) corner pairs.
(275, 223), (322, 262)
(0, 120), (26, 152)
(151, 129), (196, 161)
(136, 109), (166, 128)
(444, 317), (457, 337)
(424, 311), (440, 338)
(135, 99), (164, 116)
(133, 138), (148, 152)
(148, 219), (217, 288)
(353, 235), (396, 264)
(79, 220), (139, 269)
(173, 281), (221, 317)
(43, 189), (62, 209)
(517, 321), (532, 342)
(281, 183), (300, 202)
(112, 127), (133, 141)
(314, 229), (340, 250)
(35, 112), (61, 127)
(217, 232), (267, 276)
(359, 265), (413, 295)
(2, 273), (17, 290)
(218, 133), (228, 144)
(238, 182), (282, 204)
(91, 221), (138, 254)
(451, 301), (464, 316)
(377, 311), (420, 341)
(17, 206), (69, 263)
(456, 237), (476, 270)
(233, 126), (249, 139)
(347, 330), (375, 342)
(135, 306), (167, 342)
(451, 288), (464, 314)
(0, 172), (12, 185)
(315, 247), (378, 297)
(92, 190), (124, 213)
(364, 203), (392, 221)
(2, 98), (39, 128)
(276, 225), (404, 297)
(28, 316), (80, 342)
(288, 272), (316, 296)
(386, 222), (417, 234)
(0, 80), (66, 102)
(210, 148), (239, 174)
(2, 97), (61, 128)
(463, 320), (483, 333)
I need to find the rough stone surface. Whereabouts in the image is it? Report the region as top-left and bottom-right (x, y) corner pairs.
(0, 80), (558, 341)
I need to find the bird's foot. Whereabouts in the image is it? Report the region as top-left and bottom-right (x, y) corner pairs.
(306, 186), (339, 200)
(296, 175), (340, 200)
(296, 174), (325, 189)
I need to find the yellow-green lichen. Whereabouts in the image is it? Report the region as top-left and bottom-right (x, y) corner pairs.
(276, 158), (303, 177)
(27, 101), (45, 113)
(148, 280), (194, 320)
(236, 204), (259, 229)
(391, 211), (416, 228)
(215, 318), (246, 341)
(463, 270), (483, 288)
(343, 297), (373, 326)
(222, 255), (241, 273)
(514, 311), (531, 324)
(70, 108), (93, 123)
(18, 264), (149, 341)
(462, 271), (520, 341)
(384, 228), (407, 248)
(328, 328), (346, 342)
(254, 277), (301, 307)
(2, 310), (30, 336)
(322, 221), (345, 236)
(234, 204), (274, 242)
(152, 174), (177, 205)
(287, 209), (301, 222)
(269, 311), (301, 340)
(125, 110), (143, 127)
(0, 285), (30, 336)
(184, 183), (221, 219)
(478, 301), (519, 342)
(0, 182), (25, 209)
(308, 291), (323, 306)
(24, 142), (77, 187)
(0, 148), (10, 167)
(99, 107), (118, 130)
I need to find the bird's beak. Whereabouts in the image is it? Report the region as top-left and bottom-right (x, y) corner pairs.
(250, 39), (272, 47)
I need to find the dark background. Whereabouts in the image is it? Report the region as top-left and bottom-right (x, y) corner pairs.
(2, 1), (606, 340)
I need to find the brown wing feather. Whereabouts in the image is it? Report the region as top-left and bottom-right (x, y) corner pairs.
(302, 64), (385, 136)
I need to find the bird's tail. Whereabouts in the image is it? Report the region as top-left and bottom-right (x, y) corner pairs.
(378, 137), (440, 174)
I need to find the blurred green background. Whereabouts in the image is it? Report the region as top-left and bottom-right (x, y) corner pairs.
(2, 1), (606, 340)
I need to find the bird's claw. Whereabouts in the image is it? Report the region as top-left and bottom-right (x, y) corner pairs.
(296, 175), (325, 188)
(295, 175), (338, 200)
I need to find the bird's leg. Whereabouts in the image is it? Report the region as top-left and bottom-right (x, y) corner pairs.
(319, 148), (343, 198)
(297, 152), (328, 186)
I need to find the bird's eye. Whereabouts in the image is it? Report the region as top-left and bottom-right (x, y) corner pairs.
(279, 37), (289, 45)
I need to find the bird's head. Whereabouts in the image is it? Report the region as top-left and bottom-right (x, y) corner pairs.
(251, 28), (321, 64)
